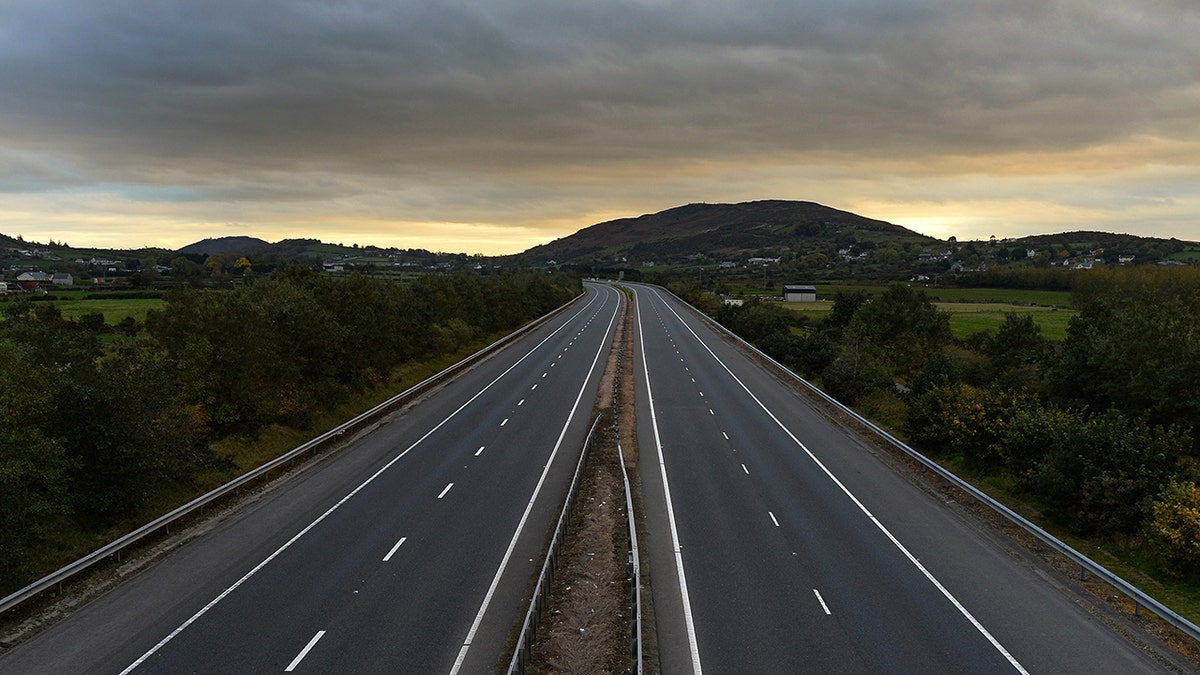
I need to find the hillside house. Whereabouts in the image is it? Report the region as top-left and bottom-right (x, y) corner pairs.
(51, 273), (73, 286)
(783, 284), (817, 302)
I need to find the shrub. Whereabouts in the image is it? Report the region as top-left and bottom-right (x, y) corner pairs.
(1031, 410), (1188, 535)
(906, 384), (1024, 470)
(1149, 481), (1200, 577)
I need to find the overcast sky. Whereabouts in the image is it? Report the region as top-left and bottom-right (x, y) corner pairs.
(2, 0), (1198, 254)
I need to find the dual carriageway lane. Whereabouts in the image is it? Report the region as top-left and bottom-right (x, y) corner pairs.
(2, 283), (622, 674)
(630, 282), (1169, 674)
(2, 280), (1181, 673)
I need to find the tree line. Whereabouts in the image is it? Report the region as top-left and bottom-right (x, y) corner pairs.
(0, 268), (579, 591)
(675, 266), (1200, 576)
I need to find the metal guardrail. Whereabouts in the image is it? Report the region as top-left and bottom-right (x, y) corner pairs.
(618, 441), (643, 675)
(657, 284), (1200, 645)
(508, 416), (602, 674)
(0, 293), (584, 618)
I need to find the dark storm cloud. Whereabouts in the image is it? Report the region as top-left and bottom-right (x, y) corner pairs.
(1, 0), (1198, 250)
(4, 0), (1197, 190)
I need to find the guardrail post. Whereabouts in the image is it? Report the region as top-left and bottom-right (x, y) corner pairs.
(1080, 565), (1088, 581)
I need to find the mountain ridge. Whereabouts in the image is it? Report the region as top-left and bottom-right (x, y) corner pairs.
(4, 200), (1197, 269)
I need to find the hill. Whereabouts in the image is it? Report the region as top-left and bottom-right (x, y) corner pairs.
(177, 236), (272, 257)
(1006, 231), (1191, 260)
(517, 200), (936, 266)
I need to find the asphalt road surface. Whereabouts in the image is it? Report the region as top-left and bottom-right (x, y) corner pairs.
(2, 282), (621, 674)
(629, 283), (1173, 674)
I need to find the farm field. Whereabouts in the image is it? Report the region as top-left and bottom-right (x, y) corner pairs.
(732, 282), (1073, 308)
(782, 296), (1077, 340)
(814, 283), (1072, 307)
(50, 297), (164, 324)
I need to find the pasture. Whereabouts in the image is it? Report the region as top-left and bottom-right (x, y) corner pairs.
(51, 297), (165, 324)
(781, 292), (1076, 340)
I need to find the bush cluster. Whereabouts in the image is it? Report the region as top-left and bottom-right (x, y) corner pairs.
(0, 268), (579, 590)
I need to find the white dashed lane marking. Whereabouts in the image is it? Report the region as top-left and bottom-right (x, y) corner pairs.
(285, 631), (326, 672)
(814, 589), (832, 615)
(383, 537), (407, 562)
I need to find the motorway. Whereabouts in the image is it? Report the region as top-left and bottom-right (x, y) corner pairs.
(629, 283), (1173, 674)
(1, 282), (621, 674)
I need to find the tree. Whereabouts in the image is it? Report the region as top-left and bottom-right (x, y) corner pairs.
(849, 284), (952, 377)
(0, 343), (72, 587)
(1053, 267), (1200, 438)
(1028, 410), (1188, 535)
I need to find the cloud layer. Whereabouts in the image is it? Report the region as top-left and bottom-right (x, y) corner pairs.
(2, 0), (1198, 251)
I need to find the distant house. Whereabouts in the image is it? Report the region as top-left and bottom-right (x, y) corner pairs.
(783, 284), (817, 302)
(16, 271), (52, 291)
(51, 273), (73, 286)
(1, 282), (22, 295)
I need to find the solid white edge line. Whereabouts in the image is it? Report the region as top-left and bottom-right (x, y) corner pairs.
(813, 589), (832, 615)
(635, 286), (704, 674)
(284, 630), (326, 672)
(118, 287), (605, 674)
(448, 284), (621, 674)
(383, 536), (407, 562)
(655, 288), (1028, 675)
(438, 483), (454, 499)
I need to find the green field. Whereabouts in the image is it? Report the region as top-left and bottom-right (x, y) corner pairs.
(733, 282), (1073, 308)
(51, 297), (165, 323)
(811, 283), (1072, 307)
(782, 297), (1077, 340)
(935, 302), (1076, 340)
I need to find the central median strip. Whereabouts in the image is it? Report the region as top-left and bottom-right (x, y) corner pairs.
(511, 284), (644, 673)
